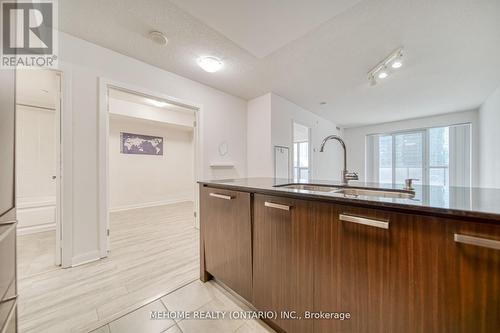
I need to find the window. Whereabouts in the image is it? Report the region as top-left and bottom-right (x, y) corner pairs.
(293, 122), (310, 181)
(367, 124), (470, 187)
(293, 142), (309, 181)
(428, 127), (449, 186)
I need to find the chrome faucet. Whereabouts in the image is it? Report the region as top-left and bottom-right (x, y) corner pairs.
(319, 135), (358, 184)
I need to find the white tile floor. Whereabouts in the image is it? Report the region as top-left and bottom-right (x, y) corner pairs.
(17, 202), (199, 333)
(91, 280), (275, 333)
(17, 230), (58, 278)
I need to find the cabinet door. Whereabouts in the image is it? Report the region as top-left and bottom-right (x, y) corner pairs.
(200, 186), (252, 301)
(312, 201), (342, 333)
(444, 220), (500, 333)
(253, 194), (313, 333)
(322, 205), (500, 333)
(321, 205), (395, 333)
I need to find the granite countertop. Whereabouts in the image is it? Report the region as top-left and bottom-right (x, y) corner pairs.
(199, 177), (500, 223)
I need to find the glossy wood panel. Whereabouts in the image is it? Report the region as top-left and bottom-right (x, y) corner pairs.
(443, 220), (500, 333)
(316, 203), (500, 333)
(312, 202), (341, 333)
(200, 186), (253, 302)
(253, 194), (313, 333)
(200, 184), (500, 333)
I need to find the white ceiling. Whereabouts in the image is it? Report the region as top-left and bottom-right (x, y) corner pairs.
(169, 0), (363, 58)
(59, 0), (500, 127)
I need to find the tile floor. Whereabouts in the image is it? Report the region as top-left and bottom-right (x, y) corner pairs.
(90, 280), (275, 333)
(17, 230), (58, 278)
(17, 202), (199, 333)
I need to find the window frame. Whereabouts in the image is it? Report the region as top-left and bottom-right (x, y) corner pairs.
(292, 121), (311, 181)
(372, 127), (452, 185)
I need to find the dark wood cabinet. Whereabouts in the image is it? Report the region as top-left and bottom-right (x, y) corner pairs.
(314, 204), (500, 333)
(200, 186), (252, 302)
(252, 194), (314, 333)
(320, 206), (451, 333)
(200, 185), (500, 333)
(443, 220), (500, 333)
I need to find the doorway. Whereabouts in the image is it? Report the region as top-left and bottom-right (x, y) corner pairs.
(292, 121), (311, 182)
(15, 69), (62, 277)
(99, 81), (201, 255)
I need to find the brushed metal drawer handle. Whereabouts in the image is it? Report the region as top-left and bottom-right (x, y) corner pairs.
(264, 201), (291, 211)
(209, 193), (233, 200)
(454, 234), (500, 250)
(339, 213), (389, 229)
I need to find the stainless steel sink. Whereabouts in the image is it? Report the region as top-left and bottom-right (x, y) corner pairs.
(333, 188), (415, 199)
(276, 184), (340, 192)
(276, 183), (415, 199)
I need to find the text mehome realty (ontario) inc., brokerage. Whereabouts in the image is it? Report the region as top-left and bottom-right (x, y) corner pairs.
(150, 310), (352, 321)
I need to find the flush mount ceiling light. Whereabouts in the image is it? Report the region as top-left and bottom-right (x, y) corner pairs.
(197, 56), (223, 73)
(146, 98), (167, 108)
(149, 31), (168, 46)
(368, 47), (404, 85)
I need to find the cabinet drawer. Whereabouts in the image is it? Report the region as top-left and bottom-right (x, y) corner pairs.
(0, 224), (15, 302)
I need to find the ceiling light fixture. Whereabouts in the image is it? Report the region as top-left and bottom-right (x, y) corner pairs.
(149, 31), (168, 46)
(368, 47), (404, 85)
(378, 71), (388, 79)
(197, 56), (223, 73)
(146, 98), (167, 108)
(391, 61), (403, 69)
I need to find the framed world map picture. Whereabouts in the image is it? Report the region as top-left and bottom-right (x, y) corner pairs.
(120, 132), (164, 155)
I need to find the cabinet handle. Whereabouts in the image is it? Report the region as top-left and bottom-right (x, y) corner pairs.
(264, 201), (291, 211)
(209, 193), (233, 200)
(454, 234), (500, 250)
(339, 213), (389, 229)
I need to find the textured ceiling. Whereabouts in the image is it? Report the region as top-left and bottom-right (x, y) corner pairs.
(169, 0), (363, 58)
(59, 0), (500, 127)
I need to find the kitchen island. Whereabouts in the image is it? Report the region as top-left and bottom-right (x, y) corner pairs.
(199, 178), (500, 333)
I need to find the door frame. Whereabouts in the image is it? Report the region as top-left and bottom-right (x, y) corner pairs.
(98, 78), (203, 257)
(54, 70), (62, 266)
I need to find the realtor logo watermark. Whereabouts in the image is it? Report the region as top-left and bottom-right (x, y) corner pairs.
(1, 0), (58, 68)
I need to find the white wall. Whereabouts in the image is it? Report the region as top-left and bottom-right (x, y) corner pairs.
(271, 94), (343, 181)
(59, 32), (247, 265)
(344, 109), (479, 185)
(109, 116), (194, 211)
(479, 85), (500, 188)
(247, 93), (273, 177)
(15, 105), (57, 233)
(247, 93), (342, 180)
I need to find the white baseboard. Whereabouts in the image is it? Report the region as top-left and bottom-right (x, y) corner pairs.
(17, 198), (56, 231)
(109, 197), (193, 212)
(17, 196), (56, 209)
(17, 223), (55, 235)
(71, 250), (101, 267)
